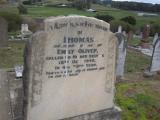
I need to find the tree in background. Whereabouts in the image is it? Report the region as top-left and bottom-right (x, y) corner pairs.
(69, 0), (92, 10)
(150, 23), (160, 36)
(17, 4), (28, 14)
(95, 14), (114, 22)
(120, 16), (136, 26)
(110, 20), (134, 33)
(86, 0), (92, 9)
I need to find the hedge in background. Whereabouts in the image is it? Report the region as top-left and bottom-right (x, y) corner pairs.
(0, 12), (22, 32)
(95, 14), (114, 23)
(120, 16), (136, 26)
(110, 20), (134, 33)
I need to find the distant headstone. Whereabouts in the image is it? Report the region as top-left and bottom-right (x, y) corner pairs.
(0, 17), (8, 47)
(141, 24), (150, 48)
(122, 31), (126, 37)
(142, 24), (150, 42)
(25, 24), (29, 31)
(117, 25), (122, 33)
(150, 38), (160, 72)
(21, 24), (29, 33)
(14, 65), (24, 78)
(127, 31), (133, 41)
(152, 33), (158, 46)
(21, 24), (25, 33)
(116, 33), (127, 77)
(23, 16), (121, 120)
(21, 24), (32, 40)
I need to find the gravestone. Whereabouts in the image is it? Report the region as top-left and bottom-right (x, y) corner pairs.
(0, 17), (8, 47)
(14, 65), (24, 78)
(152, 33), (158, 46)
(150, 37), (160, 72)
(142, 24), (150, 42)
(116, 33), (127, 77)
(127, 31), (133, 41)
(141, 24), (150, 48)
(21, 24), (32, 40)
(21, 24), (25, 33)
(25, 24), (29, 31)
(122, 31), (126, 37)
(23, 16), (121, 120)
(21, 24), (29, 33)
(117, 25), (122, 33)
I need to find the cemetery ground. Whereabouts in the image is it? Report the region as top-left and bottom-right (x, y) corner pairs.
(0, 3), (160, 120)
(0, 40), (160, 120)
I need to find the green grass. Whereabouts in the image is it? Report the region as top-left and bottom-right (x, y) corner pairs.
(116, 81), (160, 120)
(25, 5), (160, 29)
(1, 4), (160, 120)
(128, 38), (141, 46)
(0, 37), (160, 120)
(125, 49), (151, 74)
(26, 6), (95, 17)
(0, 41), (25, 68)
(1, 4), (160, 29)
(45, 0), (68, 4)
(0, 4), (18, 14)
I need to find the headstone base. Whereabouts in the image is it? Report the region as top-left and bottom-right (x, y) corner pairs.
(63, 106), (121, 120)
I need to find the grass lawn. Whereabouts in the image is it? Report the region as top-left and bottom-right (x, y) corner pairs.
(25, 6), (95, 17)
(25, 5), (160, 28)
(125, 49), (151, 74)
(116, 49), (160, 120)
(1, 41), (160, 120)
(116, 79), (160, 120)
(1, 4), (160, 29)
(1, 3), (160, 120)
(0, 4), (18, 14)
(0, 41), (25, 68)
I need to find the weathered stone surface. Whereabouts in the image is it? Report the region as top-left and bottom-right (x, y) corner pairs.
(23, 16), (118, 120)
(150, 37), (160, 72)
(152, 33), (158, 46)
(0, 70), (12, 120)
(7, 70), (24, 120)
(117, 25), (122, 33)
(0, 17), (8, 47)
(116, 33), (127, 77)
